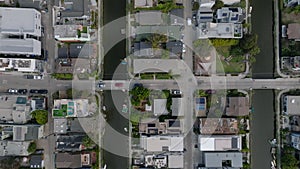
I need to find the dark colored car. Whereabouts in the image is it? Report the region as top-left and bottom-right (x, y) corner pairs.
(18, 89), (28, 94)
(38, 89), (48, 94)
(24, 75), (34, 79)
(30, 89), (39, 94)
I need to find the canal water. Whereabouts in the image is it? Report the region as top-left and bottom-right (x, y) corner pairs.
(102, 0), (129, 168)
(251, 0), (275, 168)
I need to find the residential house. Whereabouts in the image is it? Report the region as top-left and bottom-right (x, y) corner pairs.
(0, 7), (41, 37)
(287, 23), (300, 41)
(55, 153), (82, 169)
(153, 99), (169, 116)
(171, 97), (184, 116)
(216, 7), (244, 23)
(54, 118), (68, 134)
(0, 95), (31, 124)
(170, 9), (184, 25)
(199, 118), (239, 135)
(198, 22), (243, 39)
(0, 7), (41, 56)
(291, 133), (300, 150)
(30, 154), (44, 168)
(145, 154), (167, 168)
(203, 152), (243, 168)
(290, 116), (300, 132)
(52, 99), (93, 118)
(281, 56), (300, 71)
(12, 125), (42, 141)
(168, 154), (184, 169)
(139, 118), (183, 135)
(60, 0), (90, 19)
(283, 95), (300, 115)
(226, 97), (250, 116)
(54, 25), (91, 42)
(197, 7), (213, 24)
(133, 42), (154, 57)
(195, 97), (207, 117)
(17, 0), (43, 10)
(135, 11), (163, 25)
(166, 41), (183, 57)
(286, 0), (300, 7)
(198, 135), (242, 151)
(0, 141), (31, 156)
(140, 135), (184, 152)
(134, 0), (154, 8)
(30, 97), (46, 111)
(0, 58), (43, 73)
(56, 134), (85, 152)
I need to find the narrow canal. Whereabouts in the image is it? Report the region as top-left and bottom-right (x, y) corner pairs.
(102, 0), (129, 168)
(251, 0), (275, 168)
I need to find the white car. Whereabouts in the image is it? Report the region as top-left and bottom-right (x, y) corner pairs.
(187, 18), (192, 26)
(34, 75), (43, 80)
(172, 90), (182, 95)
(8, 88), (18, 93)
(182, 44), (186, 53)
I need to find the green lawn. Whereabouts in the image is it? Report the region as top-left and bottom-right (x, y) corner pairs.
(216, 58), (245, 74)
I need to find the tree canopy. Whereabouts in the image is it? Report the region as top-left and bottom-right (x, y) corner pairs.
(130, 86), (150, 106)
(27, 142), (36, 154)
(211, 0), (224, 10)
(31, 110), (48, 125)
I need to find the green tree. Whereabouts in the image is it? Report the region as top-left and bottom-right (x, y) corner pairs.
(211, 0), (224, 10)
(82, 135), (95, 148)
(192, 2), (199, 11)
(281, 146), (299, 169)
(147, 33), (168, 49)
(27, 142), (36, 154)
(239, 34), (258, 51)
(31, 110), (48, 125)
(230, 46), (244, 56)
(129, 86), (150, 106)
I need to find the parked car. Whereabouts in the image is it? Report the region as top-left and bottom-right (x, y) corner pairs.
(98, 81), (105, 88)
(171, 89), (182, 95)
(38, 89), (48, 94)
(187, 17), (192, 26)
(7, 88), (18, 94)
(18, 89), (28, 94)
(34, 75), (43, 80)
(30, 89), (39, 94)
(24, 75), (34, 79)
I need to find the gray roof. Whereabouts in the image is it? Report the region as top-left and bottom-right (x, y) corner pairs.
(55, 153), (81, 168)
(13, 125), (39, 141)
(0, 7), (41, 37)
(0, 39), (41, 56)
(166, 41), (183, 56)
(54, 118), (68, 134)
(171, 98), (184, 116)
(168, 154), (184, 168)
(204, 152), (243, 168)
(30, 155), (43, 168)
(134, 0), (153, 8)
(153, 99), (169, 116)
(133, 42), (153, 56)
(0, 95), (30, 124)
(30, 97), (46, 111)
(56, 134), (85, 152)
(226, 97), (250, 116)
(58, 46), (69, 58)
(135, 11), (163, 25)
(197, 7), (213, 23)
(170, 9), (184, 25)
(69, 43), (93, 58)
(216, 7), (244, 23)
(17, 0), (42, 10)
(285, 95), (300, 115)
(61, 0), (90, 18)
(0, 141), (31, 156)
